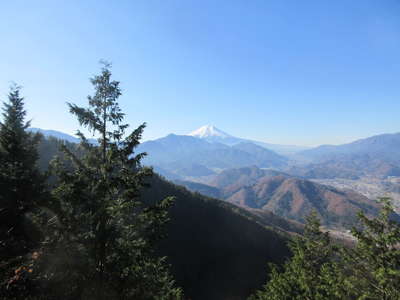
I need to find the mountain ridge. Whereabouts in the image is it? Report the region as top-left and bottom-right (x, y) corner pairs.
(292, 132), (400, 179)
(187, 125), (309, 155)
(300, 132), (400, 161)
(178, 166), (380, 228)
(137, 134), (288, 178)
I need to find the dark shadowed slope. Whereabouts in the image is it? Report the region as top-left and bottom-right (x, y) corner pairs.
(140, 175), (291, 300)
(173, 179), (222, 199)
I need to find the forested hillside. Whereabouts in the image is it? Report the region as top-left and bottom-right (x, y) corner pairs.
(141, 176), (291, 300)
(34, 136), (293, 300)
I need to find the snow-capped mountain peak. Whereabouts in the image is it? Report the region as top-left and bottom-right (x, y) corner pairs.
(188, 125), (232, 138)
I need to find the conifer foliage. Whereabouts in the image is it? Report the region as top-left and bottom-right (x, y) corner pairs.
(0, 85), (46, 297)
(344, 197), (400, 299)
(249, 212), (342, 300)
(30, 62), (182, 299)
(250, 198), (400, 300)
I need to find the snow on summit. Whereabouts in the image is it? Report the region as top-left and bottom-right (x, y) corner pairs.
(188, 125), (232, 138)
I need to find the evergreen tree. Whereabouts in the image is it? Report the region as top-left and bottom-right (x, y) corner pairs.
(343, 197), (400, 300)
(0, 85), (46, 296)
(249, 212), (344, 300)
(33, 63), (182, 299)
(250, 198), (400, 300)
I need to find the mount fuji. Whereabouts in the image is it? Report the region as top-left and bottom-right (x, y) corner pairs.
(187, 125), (308, 155)
(137, 125), (290, 179)
(188, 125), (246, 146)
(189, 125), (231, 138)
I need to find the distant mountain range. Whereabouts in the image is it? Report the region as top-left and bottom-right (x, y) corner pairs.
(28, 125), (309, 155)
(28, 128), (97, 144)
(28, 126), (292, 178)
(138, 134), (288, 178)
(299, 132), (400, 161)
(29, 126), (400, 180)
(188, 125), (309, 155)
(32, 127), (400, 229)
(29, 128), (82, 143)
(177, 166), (379, 228)
(291, 132), (400, 179)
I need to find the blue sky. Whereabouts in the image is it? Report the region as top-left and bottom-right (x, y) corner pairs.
(1, 0), (400, 146)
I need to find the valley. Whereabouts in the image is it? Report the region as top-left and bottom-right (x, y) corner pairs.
(36, 125), (400, 229)
(311, 176), (400, 212)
